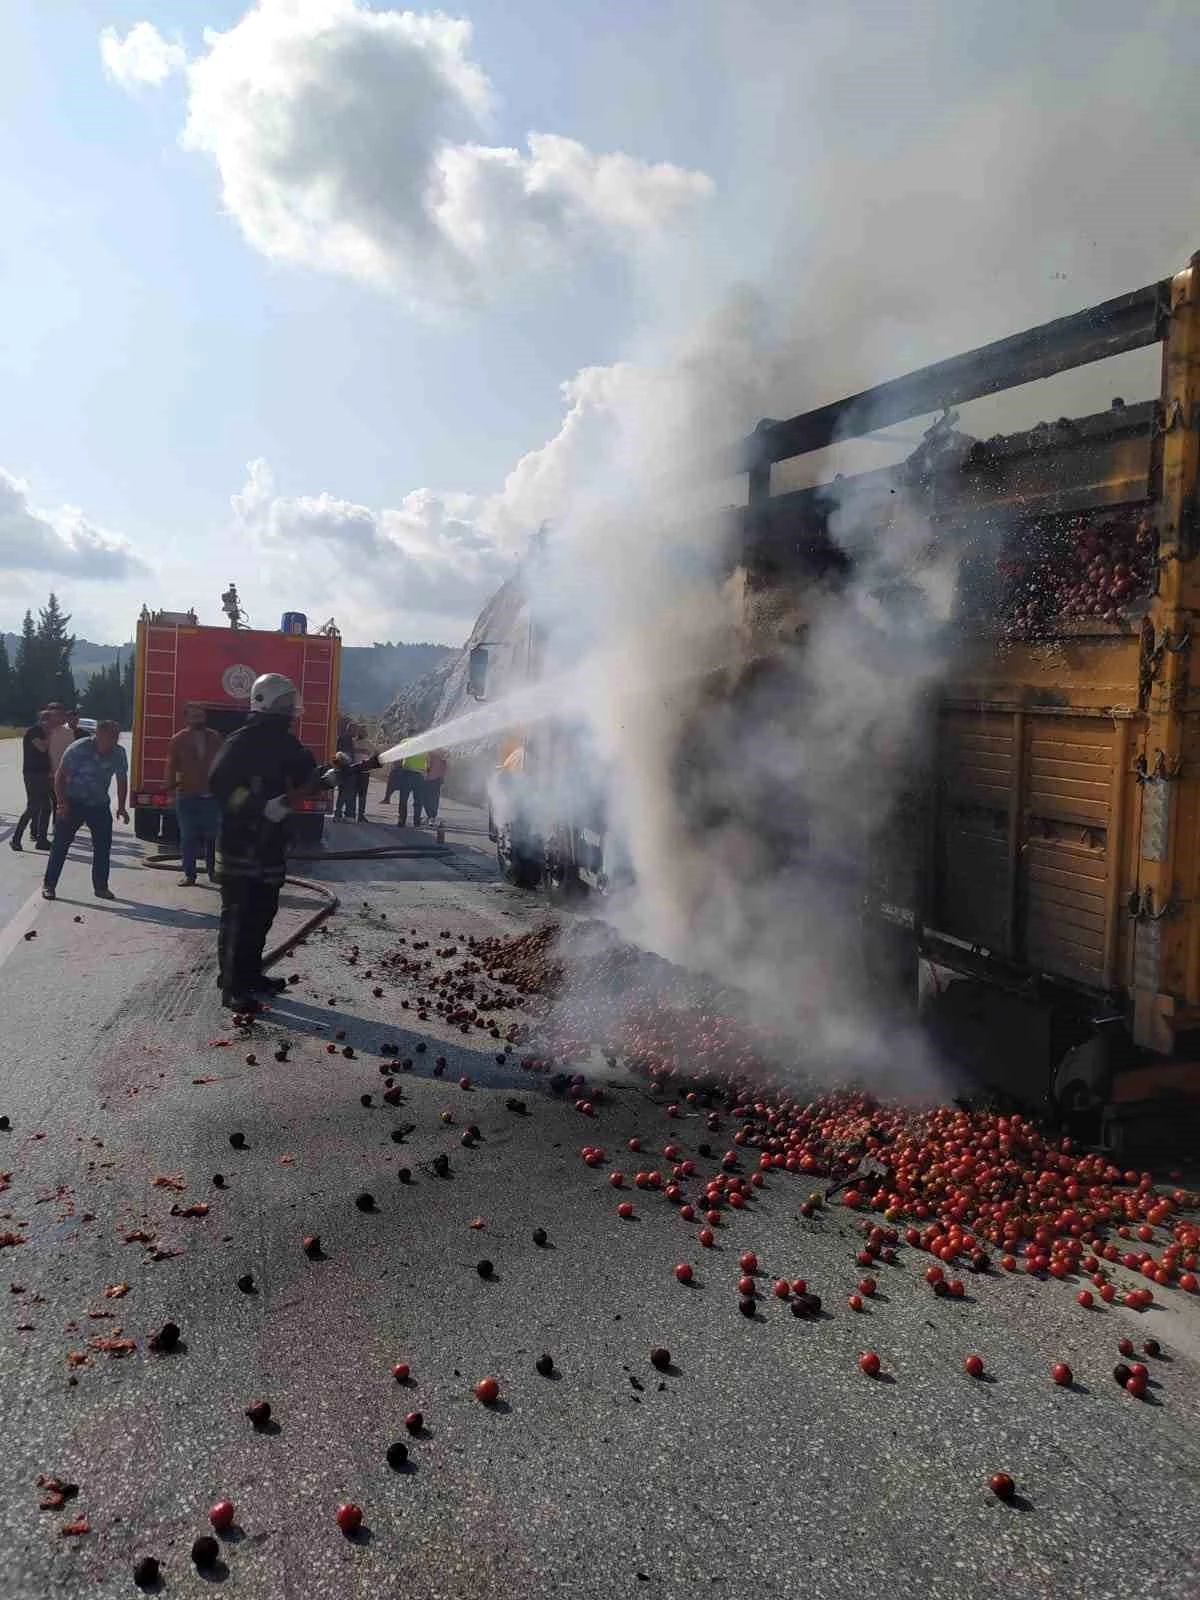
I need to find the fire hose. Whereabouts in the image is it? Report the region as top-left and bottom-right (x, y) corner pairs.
(142, 838), (453, 970)
(141, 755), (453, 967)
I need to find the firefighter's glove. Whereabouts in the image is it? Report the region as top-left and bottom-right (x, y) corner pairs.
(316, 765), (342, 791)
(263, 795), (291, 824)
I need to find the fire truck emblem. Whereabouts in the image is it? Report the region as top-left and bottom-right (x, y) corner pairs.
(222, 664), (257, 699)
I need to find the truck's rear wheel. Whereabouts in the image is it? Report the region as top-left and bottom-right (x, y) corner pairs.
(497, 826), (541, 889)
(134, 807), (166, 844)
(289, 813), (326, 848)
(544, 846), (584, 905)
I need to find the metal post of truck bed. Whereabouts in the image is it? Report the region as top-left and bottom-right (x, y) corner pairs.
(1131, 254), (1200, 1052)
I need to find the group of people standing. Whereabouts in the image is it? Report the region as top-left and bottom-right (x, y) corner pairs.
(384, 745), (448, 827)
(10, 693), (447, 1009)
(332, 721), (376, 822)
(11, 703), (128, 900)
(334, 719), (448, 829)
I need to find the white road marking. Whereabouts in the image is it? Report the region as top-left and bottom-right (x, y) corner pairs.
(0, 885), (49, 972)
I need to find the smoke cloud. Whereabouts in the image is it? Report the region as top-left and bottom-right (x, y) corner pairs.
(230, 363), (642, 638)
(498, 305), (952, 1096)
(459, 0), (1200, 1096)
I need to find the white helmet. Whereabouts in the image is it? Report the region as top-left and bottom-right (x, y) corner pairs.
(249, 672), (299, 715)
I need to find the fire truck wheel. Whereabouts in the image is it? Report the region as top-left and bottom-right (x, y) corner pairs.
(289, 813), (326, 848)
(134, 807), (163, 843)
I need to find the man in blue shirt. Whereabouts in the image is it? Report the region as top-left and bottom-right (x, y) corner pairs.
(42, 719), (130, 902)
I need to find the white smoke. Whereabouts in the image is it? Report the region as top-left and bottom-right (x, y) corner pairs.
(230, 363), (642, 638)
(470, 0), (1200, 1095)
(499, 301), (953, 1094)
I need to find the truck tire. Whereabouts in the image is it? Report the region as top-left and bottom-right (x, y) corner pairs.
(134, 807), (163, 843)
(544, 846), (584, 905)
(289, 812), (326, 848)
(497, 825), (541, 889)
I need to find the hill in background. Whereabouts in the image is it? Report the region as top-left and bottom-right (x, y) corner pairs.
(339, 641), (455, 714)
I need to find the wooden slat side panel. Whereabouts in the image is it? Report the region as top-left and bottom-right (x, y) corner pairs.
(1022, 714), (1115, 986)
(1028, 724), (1121, 749)
(1021, 832), (1109, 984)
(939, 713), (1016, 813)
(1026, 854), (1108, 887)
(937, 826), (1010, 952)
(933, 709), (1016, 952)
(1027, 717), (1115, 827)
(1024, 891), (1107, 936)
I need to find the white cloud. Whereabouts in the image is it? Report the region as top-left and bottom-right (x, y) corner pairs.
(233, 459), (513, 618)
(0, 469), (148, 579)
(231, 359), (640, 630)
(150, 0), (712, 299)
(100, 20), (187, 90)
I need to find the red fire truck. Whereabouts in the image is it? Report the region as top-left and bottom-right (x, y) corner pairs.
(129, 605), (341, 848)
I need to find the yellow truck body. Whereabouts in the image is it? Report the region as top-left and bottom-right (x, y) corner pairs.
(735, 254), (1200, 1119)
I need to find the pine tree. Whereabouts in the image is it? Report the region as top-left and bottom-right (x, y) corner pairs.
(80, 659), (121, 720)
(120, 652), (135, 726)
(11, 611), (40, 724)
(36, 592), (76, 707)
(0, 634), (12, 725)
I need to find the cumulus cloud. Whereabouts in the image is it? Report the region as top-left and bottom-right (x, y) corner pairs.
(0, 469), (147, 579)
(129, 0), (713, 298)
(234, 459), (513, 617)
(100, 20), (187, 90)
(231, 360), (641, 628)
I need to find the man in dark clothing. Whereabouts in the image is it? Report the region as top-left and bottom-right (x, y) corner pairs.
(11, 711), (53, 852)
(209, 673), (377, 1010)
(332, 720), (356, 821)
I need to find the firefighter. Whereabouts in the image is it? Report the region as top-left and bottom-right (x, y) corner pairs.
(209, 672), (376, 1010)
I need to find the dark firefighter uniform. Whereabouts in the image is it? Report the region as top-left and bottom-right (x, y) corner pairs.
(208, 713), (318, 1007)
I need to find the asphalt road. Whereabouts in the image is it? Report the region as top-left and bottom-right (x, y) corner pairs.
(1, 736), (1200, 1600)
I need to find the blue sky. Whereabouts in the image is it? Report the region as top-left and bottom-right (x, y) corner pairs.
(0, 0), (730, 642)
(2, 0), (1198, 645)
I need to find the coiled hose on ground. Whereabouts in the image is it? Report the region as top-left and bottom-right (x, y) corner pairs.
(142, 838), (452, 968)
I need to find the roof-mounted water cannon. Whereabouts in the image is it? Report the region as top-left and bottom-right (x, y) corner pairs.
(221, 583), (248, 630)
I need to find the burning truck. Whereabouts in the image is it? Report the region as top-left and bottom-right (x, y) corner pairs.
(489, 250), (1200, 1155)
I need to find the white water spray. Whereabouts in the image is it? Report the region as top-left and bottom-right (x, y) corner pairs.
(376, 676), (568, 766)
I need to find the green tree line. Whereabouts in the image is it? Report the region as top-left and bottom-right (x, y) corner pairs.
(0, 594), (134, 727)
